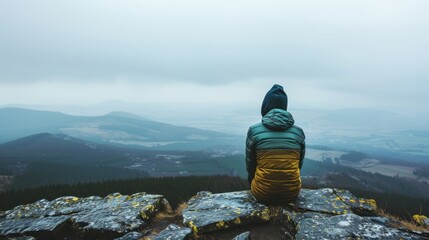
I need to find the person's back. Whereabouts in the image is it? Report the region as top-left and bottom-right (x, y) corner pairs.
(246, 84), (305, 204)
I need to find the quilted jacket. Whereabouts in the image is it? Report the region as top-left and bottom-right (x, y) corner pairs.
(246, 108), (305, 204)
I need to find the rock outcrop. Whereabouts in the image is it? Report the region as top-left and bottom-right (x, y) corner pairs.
(182, 191), (270, 234)
(0, 188), (428, 240)
(0, 193), (169, 239)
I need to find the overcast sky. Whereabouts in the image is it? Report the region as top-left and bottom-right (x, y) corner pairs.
(1, 0), (428, 116)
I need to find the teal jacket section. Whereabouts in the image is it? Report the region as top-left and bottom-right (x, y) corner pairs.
(245, 109), (306, 184)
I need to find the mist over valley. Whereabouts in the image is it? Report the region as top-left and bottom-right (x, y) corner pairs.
(1, 107), (428, 196)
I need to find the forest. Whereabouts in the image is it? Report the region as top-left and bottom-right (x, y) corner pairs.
(8, 162), (148, 190)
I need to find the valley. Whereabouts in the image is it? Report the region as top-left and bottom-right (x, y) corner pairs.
(305, 147), (429, 184)
(0, 107), (428, 217)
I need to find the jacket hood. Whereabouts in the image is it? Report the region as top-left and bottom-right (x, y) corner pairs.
(262, 109), (294, 131)
(261, 84), (288, 116)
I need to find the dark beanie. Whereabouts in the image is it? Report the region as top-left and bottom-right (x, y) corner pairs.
(261, 84), (288, 116)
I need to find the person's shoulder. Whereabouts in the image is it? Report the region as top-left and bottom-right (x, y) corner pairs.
(290, 124), (305, 138)
(247, 122), (264, 135)
(292, 124), (304, 132)
(249, 122), (262, 129)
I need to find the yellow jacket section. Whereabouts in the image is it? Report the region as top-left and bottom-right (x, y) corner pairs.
(251, 149), (301, 204)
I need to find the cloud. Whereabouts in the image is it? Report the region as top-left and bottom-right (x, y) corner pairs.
(0, 0), (428, 116)
(1, 0), (428, 86)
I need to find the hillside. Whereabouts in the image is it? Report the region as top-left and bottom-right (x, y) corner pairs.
(0, 133), (129, 166)
(0, 108), (240, 151)
(0, 133), (243, 189)
(2, 134), (429, 201)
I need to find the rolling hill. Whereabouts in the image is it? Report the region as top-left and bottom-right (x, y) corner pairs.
(0, 108), (241, 150)
(0, 133), (130, 166)
(0, 133), (243, 189)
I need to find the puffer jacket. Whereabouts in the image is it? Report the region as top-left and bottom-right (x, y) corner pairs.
(246, 108), (305, 204)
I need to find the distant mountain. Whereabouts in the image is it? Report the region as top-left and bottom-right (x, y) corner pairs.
(104, 111), (150, 121)
(0, 133), (128, 166)
(0, 108), (240, 150)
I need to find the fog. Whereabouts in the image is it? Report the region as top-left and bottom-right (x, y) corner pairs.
(1, 0), (428, 120)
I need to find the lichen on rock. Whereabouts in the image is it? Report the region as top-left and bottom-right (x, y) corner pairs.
(334, 188), (377, 216)
(289, 188), (351, 215)
(0, 192), (170, 240)
(70, 192), (168, 238)
(413, 215), (429, 227)
(0, 188), (426, 240)
(182, 190), (270, 234)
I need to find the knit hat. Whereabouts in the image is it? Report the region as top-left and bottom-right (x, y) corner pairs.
(261, 84), (288, 116)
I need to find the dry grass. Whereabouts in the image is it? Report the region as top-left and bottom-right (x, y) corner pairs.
(141, 202), (190, 240)
(378, 209), (429, 232)
(152, 202), (188, 222)
(175, 202), (188, 214)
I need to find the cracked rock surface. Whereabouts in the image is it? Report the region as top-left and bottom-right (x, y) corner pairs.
(287, 212), (420, 239)
(0, 192), (169, 240)
(283, 188), (425, 240)
(153, 224), (192, 240)
(182, 191), (270, 234)
(1, 188), (427, 239)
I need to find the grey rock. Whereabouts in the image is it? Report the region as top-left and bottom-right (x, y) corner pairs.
(154, 224), (192, 240)
(424, 218), (429, 227)
(282, 210), (329, 235)
(232, 231), (251, 240)
(70, 192), (166, 236)
(290, 188), (351, 215)
(1, 188), (425, 240)
(0, 192), (170, 239)
(0, 215), (70, 238)
(182, 191), (270, 234)
(368, 216), (393, 226)
(334, 189), (377, 215)
(294, 213), (420, 240)
(114, 231), (144, 240)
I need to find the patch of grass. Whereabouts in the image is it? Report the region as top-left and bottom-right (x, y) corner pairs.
(378, 209), (429, 232)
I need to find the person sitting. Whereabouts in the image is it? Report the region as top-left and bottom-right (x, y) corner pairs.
(245, 84), (306, 204)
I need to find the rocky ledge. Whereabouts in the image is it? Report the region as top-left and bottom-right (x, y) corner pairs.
(0, 188), (428, 240)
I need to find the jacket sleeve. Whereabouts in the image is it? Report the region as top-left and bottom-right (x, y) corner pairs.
(245, 127), (256, 184)
(299, 130), (306, 169)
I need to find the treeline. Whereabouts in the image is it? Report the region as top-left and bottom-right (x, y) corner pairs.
(0, 164), (12, 175)
(340, 151), (368, 162)
(0, 175), (249, 211)
(10, 162), (148, 190)
(413, 168), (429, 178)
